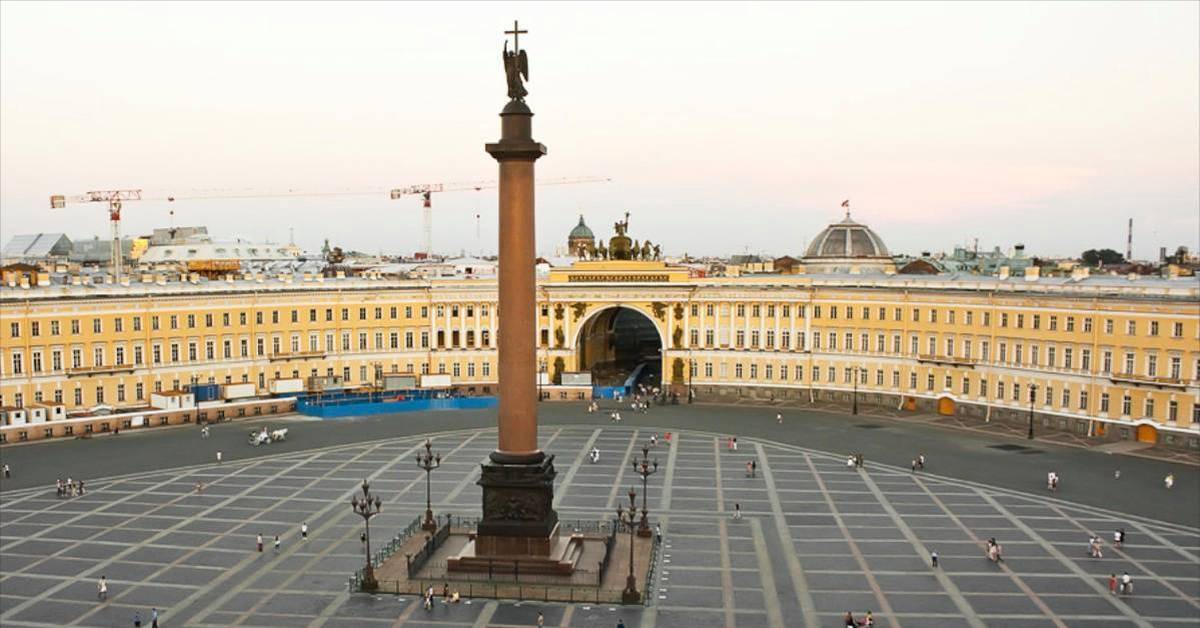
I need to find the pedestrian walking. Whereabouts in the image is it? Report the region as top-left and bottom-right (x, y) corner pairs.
(1121, 572), (1133, 595)
(917, 453), (926, 470)
(843, 611), (856, 627)
(733, 503), (742, 520)
(301, 522), (308, 539)
(2, 463), (9, 478)
(1113, 469), (1120, 480)
(1165, 473), (1175, 489)
(216, 451), (223, 464)
(256, 533), (263, 552)
(930, 550), (939, 568)
(862, 610), (875, 626)
(911, 459), (918, 472)
(618, 619), (626, 628)
(1109, 573), (1118, 594)
(655, 523), (662, 544)
(97, 575), (108, 601)
(732, 437), (738, 451)
(745, 461), (754, 477)
(537, 611), (545, 626)
(751, 459), (757, 477)
(650, 433), (658, 448)
(274, 534), (281, 553)
(133, 611), (142, 627)
(151, 607), (159, 628)
(776, 412), (783, 425)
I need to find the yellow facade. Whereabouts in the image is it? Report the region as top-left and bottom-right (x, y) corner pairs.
(2, 265), (1198, 445)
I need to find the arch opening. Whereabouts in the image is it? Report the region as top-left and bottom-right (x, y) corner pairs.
(576, 306), (662, 389)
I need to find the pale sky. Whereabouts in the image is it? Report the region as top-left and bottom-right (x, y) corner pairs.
(2, 1), (1197, 259)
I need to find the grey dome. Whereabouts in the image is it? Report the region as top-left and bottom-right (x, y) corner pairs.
(569, 215), (594, 239)
(804, 215), (890, 259)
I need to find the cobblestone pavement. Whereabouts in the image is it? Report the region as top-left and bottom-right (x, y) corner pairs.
(1, 420), (1197, 627)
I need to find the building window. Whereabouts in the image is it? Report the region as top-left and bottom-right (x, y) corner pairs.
(1149, 321), (1159, 336)
(1079, 390), (1088, 411)
(1173, 321), (1183, 338)
(1168, 400), (1178, 422)
(734, 364), (743, 378)
(1100, 393), (1110, 413)
(1144, 398), (1155, 418)
(1122, 394), (1132, 416)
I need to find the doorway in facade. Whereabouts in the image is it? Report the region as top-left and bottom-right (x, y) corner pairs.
(937, 397), (956, 416)
(576, 307), (662, 389)
(1136, 424), (1158, 444)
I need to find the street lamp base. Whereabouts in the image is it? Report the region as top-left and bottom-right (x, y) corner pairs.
(637, 526), (652, 538)
(622, 587), (641, 604)
(422, 511), (438, 532)
(361, 566), (379, 592)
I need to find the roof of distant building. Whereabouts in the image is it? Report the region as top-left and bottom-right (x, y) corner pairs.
(2, 233), (72, 260)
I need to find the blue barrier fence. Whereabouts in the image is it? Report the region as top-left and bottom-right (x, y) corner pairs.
(591, 385), (627, 399)
(295, 390), (497, 419)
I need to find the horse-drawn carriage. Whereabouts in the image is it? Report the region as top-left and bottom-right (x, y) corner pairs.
(248, 427), (288, 446)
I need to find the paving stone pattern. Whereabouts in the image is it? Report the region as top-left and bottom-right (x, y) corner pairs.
(1, 426), (1197, 627)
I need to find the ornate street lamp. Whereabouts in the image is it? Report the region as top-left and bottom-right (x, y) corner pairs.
(1027, 383), (1038, 440)
(616, 488), (641, 604)
(631, 445), (658, 537)
(852, 365), (861, 415)
(350, 479), (383, 591)
(688, 358), (695, 404)
(416, 439), (442, 531)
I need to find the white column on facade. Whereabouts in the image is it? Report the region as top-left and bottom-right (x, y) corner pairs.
(789, 302), (797, 351)
(714, 302), (722, 347)
(731, 302), (739, 347)
(445, 303), (453, 347)
(684, 302), (692, 349)
(489, 305), (497, 348)
(474, 303), (482, 349)
(755, 303), (764, 348)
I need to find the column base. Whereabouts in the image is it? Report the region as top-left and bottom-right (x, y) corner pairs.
(475, 454), (559, 552)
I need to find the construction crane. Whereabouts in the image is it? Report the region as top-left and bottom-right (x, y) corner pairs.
(50, 190), (144, 282)
(390, 176), (611, 257)
(51, 175), (611, 275)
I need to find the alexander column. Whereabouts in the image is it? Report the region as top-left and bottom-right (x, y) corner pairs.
(475, 20), (560, 557)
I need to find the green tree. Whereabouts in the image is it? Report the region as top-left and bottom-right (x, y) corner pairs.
(1080, 248), (1124, 266)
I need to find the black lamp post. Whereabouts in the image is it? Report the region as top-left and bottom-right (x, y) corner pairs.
(416, 439), (441, 531)
(688, 358), (695, 403)
(1027, 383), (1038, 440)
(631, 445), (659, 537)
(852, 366), (860, 415)
(538, 362), (546, 402)
(616, 488), (641, 604)
(350, 479), (382, 591)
